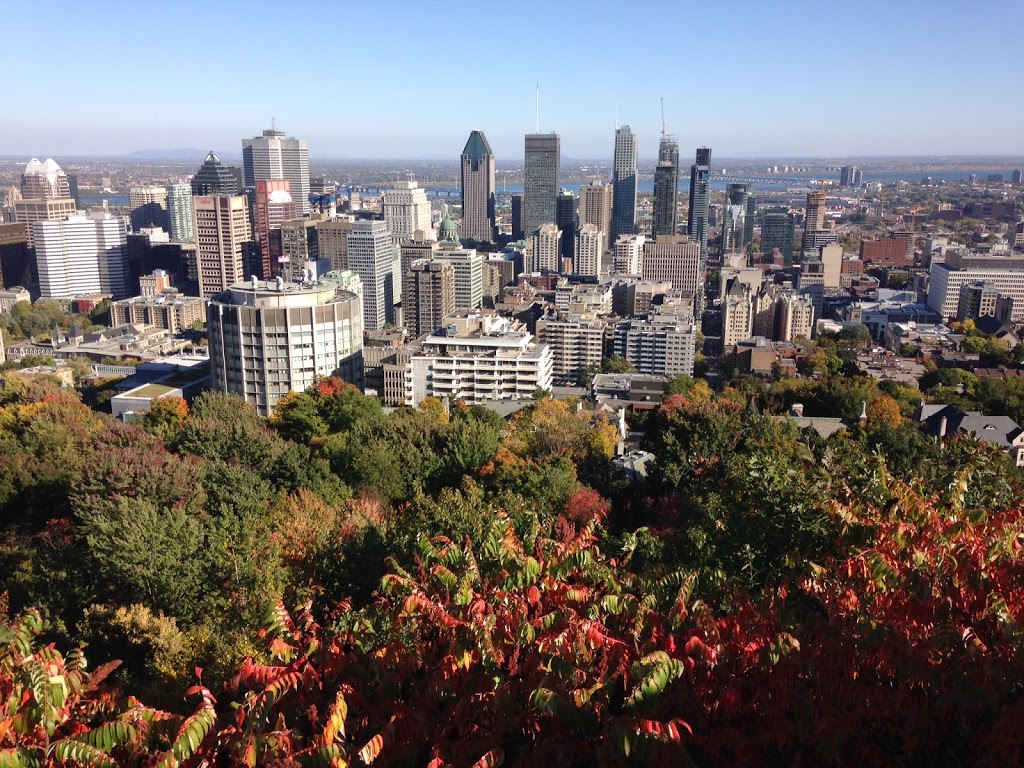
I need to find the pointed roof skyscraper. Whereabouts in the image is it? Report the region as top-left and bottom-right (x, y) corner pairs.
(460, 130), (496, 243)
(191, 151), (241, 196)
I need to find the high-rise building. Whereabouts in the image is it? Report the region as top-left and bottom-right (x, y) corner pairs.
(13, 198), (77, 248)
(193, 195), (252, 298)
(409, 259), (455, 338)
(527, 223), (561, 273)
(928, 250), (1024, 321)
(316, 217), (354, 271)
(840, 165), (859, 187)
(166, 183), (194, 242)
(652, 136), (680, 237)
(242, 128), (311, 215)
(535, 314), (607, 383)
(129, 186), (169, 232)
(400, 237), (439, 322)
(524, 133), (560, 236)
(687, 147), (711, 310)
(722, 183), (749, 254)
(575, 223), (604, 278)
(460, 130), (496, 243)
(511, 195), (524, 240)
(612, 310), (697, 377)
(556, 190), (576, 264)
(611, 125), (638, 242)
(254, 180), (297, 279)
(802, 189), (827, 252)
(208, 279), (363, 416)
(579, 183), (613, 246)
(347, 220), (395, 330)
(21, 158), (71, 200)
(614, 234), (645, 275)
(1012, 170), (1023, 185)
(191, 152), (240, 196)
(761, 208), (795, 264)
(383, 181), (433, 244)
(641, 236), (702, 297)
(435, 240), (485, 311)
(280, 218), (321, 277)
(34, 214), (128, 299)
(0, 224), (32, 289)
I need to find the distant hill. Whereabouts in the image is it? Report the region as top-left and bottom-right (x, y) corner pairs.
(122, 148), (242, 162)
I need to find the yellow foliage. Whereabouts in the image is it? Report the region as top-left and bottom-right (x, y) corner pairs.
(419, 396), (449, 424)
(867, 395), (904, 429)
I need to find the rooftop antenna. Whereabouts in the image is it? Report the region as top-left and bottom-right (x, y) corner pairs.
(615, 101), (619, 130)
(535, 84), (540, 132)
(271, 116), (275, 131)
(660, 97), (666, 138)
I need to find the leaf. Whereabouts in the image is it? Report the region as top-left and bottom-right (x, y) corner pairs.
(625, 658), (686, 713)
(357, 732), (385, 765)
(53, 739), (117, 768)
(322, 689), (348, 745)
(471, 748), (504, 767)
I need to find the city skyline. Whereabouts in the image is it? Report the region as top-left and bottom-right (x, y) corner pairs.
(2, 0), (1021, 159)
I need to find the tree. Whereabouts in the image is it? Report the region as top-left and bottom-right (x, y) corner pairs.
(600, 354), (635, 374)
(866, 394), (904, 428)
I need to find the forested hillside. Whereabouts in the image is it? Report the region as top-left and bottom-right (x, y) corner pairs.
(1, 374), (1022, 766)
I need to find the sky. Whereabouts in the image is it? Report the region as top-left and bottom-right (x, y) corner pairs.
(2, 0), (1022, 160)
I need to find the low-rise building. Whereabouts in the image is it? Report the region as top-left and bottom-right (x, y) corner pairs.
(109, 291), (205, 334)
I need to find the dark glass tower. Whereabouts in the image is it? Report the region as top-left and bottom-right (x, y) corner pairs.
(191, 151), (241, 196)
(460, 130), (496, 243)
(687, 147), (712, 313)
(611, 125), (637, 242)
(524, 134), (560, 236)
(651, 136), (679, 237)
(556, 190), (576, 265)
(761, 208), (796, 265)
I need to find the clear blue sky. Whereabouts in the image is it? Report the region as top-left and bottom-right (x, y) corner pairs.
(2, 0), (1022, 160)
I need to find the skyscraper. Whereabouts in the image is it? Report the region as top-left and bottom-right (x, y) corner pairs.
(687, 147), (712, 311)
(611, 125), (638, 242)
(193, 195), (252, 298)
(721, 183), (749, 254)
(579, 183), (613, 245)
(21, 158), (71, 200)
(383, 181), (433, 244)
(254, 180), (297, 279)
(242, 128), (311, 215)
(761, 208), (796, 265)
(802, 189), (827, 252)
(575, 223), (604, 278)
(524, 133), (560, 236)
(191, 152), (240, 196)
(129, 186), (169, 232)
(409, 259), (455, 338)
(527, 224), (561, 273)
(840, 165), (858, 187)
(460, 130), (496, 243)
(166, 183), (194, 242)
(651, 136), (680, 237)
(348, 220), (395, 331)
(556, 190), (576, 265)
(34, 214), (128, 299)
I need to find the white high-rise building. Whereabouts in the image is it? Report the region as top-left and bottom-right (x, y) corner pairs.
(21, 158), (70, 200)
(34, 214), (127, 298)
(166, 183), (194, 242)
(575, 223), (604, 277)
(242, 128), (311, 215)
(383, 181), (434, 244)
(614, 234), (645, 275)
(579, 183), (614, 246)
(928, 251), (1024, 321)
(434, 243), (484, 310)
(527, 223), (561, 273)
(348, 220), (396, 331)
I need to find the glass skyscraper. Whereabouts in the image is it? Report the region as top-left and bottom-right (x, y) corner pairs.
(687, 147), (712, 315)
(651, 136), (679, 237)
(524, 133), (560, 237)
(611, 125), (637, 242)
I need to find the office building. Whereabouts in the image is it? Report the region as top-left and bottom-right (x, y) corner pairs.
(208, 279), (363, 416)
(193, 195), (252, 298)
(383, 181), (433, 244)
(612, 311), (697, 377)
(527, 223), (561, 273)
(408, 259), (455, 338)
(524, 133), (560, 236)
(860, 236), (912, 266)
(511, 195), (524, 240)
(460, 130), (496, 242)
(928, 250), (1024, 321)
(614, 234), (645, 275)
(435, 239), (484, 311)
(34, 214), (128, 299)
(316, 217), (354, 271)
(129, 186), (169, 232)
(400, 237), (439, 321)
(641, 236), (701, 297)
(0, 224), (32, 288)
(611, 125), (638, 241)
(652, 136), (680, 237)
(281, 218), (321, 276)
(575, 223), (604, 278)
(535, 314), (608, 383)
(13, 198), (77, 248)
(721, 183), (749, 254)
(347, 220), (395, 330)
(687, 147), (711, 308)
(840, 165), (863, 188)
(408, 312), (553, 405)
(253, 180), (297, 279)
(579, 182), (613, 245)
(761, 208), (795, 265)
(191, 152), (240, 196)
(21, 158), (71, 200)
(557, 190), (576, 264)
(242, 127), (310, 215)
(166, 183), (194, 242)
